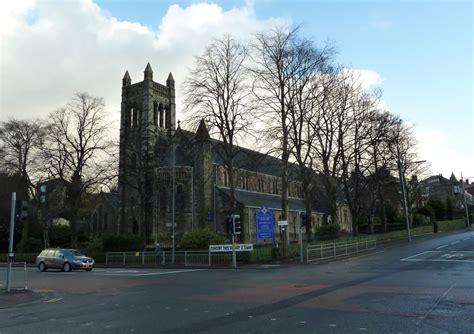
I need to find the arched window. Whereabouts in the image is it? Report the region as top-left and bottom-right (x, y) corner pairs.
(132, 220), (139, 235)
(104, 212), (108, 231)
(160, 186), (167, 210)
(223, 170), (229, 186)
(138, 109), (142, 127)
(176, 184), (185, 211)
(164, 105), (169, 129)
(132, 107), (138, 127)
(153, 102), (158, 126)
(159, 103), (164, 128)
(93, 212), (98, 233)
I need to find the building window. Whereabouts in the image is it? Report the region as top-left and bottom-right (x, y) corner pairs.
(272, 180), (278, 194)
(160, 186), (167, 210)
(104, 212), (108, 231)
(241, 175), (249, 190)
(132, 220), (139, 235)
(159, 103), (164, 128)
(176, 184), (185, 211)
(153, 102), (158, 126)
(223, 170), (229, 186)
(258, 179), (265, 192)
(131, 107), (136, 127)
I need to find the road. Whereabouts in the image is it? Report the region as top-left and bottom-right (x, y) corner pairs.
(0, 230), (473, 333)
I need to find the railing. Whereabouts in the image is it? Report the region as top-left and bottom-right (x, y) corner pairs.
(0, 262), (28, 290)
(105, 251), (233, 267)
(306, 239), (376, 263)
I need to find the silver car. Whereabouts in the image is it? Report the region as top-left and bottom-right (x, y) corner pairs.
(36, 248), (95, 272)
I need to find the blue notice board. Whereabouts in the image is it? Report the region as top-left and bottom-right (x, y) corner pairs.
(256, 207), (274, 241)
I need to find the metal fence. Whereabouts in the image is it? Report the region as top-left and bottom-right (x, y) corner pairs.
(0, 262), (28, 290)
(306, 239), (377, 263)
(105, 251), (233, 267)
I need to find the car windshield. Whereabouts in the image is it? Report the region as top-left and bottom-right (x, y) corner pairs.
(64, 250), (84, 257)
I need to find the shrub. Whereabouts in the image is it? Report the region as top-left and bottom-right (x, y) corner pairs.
(180, 228), (227, 250)
(16, 237), (43, 253)
(315, 224), (340, 240)
(102, 235), (144, 251)
(416, 205), (435, 219)
(85, 237), (104, 253)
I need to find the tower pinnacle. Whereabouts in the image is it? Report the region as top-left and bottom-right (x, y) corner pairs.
(144, 62), (153, 80)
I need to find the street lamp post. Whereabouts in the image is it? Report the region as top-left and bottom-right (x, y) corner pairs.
(461, 172), (471, 229)
(397, 156), (426, 242)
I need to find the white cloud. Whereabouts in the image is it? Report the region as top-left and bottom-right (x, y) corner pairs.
(0, 0), (288, 133)
(415, 127), (474, 179)
(345, 68), (384, 91)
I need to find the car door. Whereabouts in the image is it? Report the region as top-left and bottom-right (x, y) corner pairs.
(44, 250), (54, 268)
(50, 250), (60, 269)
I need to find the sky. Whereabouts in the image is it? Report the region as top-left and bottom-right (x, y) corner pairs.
(0, 0), (472, 180)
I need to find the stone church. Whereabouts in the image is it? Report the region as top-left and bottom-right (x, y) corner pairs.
(118, 63), (351, 245)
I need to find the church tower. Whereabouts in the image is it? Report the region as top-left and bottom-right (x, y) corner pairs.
(118, 63), (176, 242)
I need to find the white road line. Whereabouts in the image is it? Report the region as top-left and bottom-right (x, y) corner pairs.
(400, 251), (440, 261)
(135, 269), (206, 276)
(451, 241), (461, 245)
(94, 269), (206, 276)
(436, 244), (449, 250)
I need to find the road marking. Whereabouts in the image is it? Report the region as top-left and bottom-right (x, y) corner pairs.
(400, 251), (441, 261)
(359, 328), (367, 331)
(44, 297), (63, 303)
(416, 283), (456, 326)
(248, 315), (253, 318)
(135, 269), (206, 276)
(330, 324), (337, 327)
(451, 241), (461, 245)
(94, 269), (206, 277)
(270, 318), (277, 321)
(436, 244), (449, 250)
(299, 321), (306, 324)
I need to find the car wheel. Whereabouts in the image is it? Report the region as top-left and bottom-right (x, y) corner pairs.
(85, 268), (92, 272)
(38, 262), (47, 272)
(63, 262), (72, 272)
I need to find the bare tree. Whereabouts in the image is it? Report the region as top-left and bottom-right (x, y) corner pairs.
(286, 40), (335, 236)
(0, 119), (45, 241)
(184, 35), (252, 214)
(308, 66), (349, 221)
(387, 120), (423, 228)
(337, 75), (377, 235)
(0, 119), (45, 196)
(41, 93), (116, 247)
(250, 25), (304, 223)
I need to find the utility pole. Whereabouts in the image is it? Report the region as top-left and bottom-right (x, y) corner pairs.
(461, 171), (470, 229)
(6, 192), (16, 292)
(396, 145), (411, 242)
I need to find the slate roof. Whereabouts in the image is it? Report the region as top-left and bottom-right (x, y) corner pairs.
(173, 127), (296, 178)
(217, 187), (329, 214)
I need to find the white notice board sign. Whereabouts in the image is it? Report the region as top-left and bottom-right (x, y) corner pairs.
(209, 244), (254, 253)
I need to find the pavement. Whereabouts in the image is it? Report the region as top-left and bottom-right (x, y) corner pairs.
(0, 289), (50, 309)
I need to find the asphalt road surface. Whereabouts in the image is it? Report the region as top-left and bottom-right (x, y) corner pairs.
(0, 230), (473, 333)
